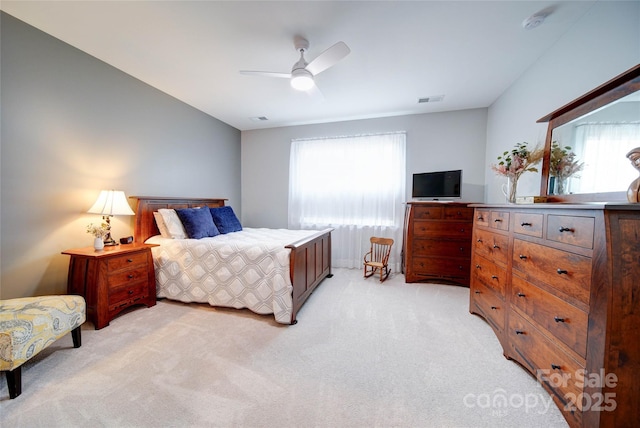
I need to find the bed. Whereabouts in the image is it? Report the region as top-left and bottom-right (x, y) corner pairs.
(131, 196), (332, 324)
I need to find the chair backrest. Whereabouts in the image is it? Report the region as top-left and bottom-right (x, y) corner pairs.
(369, 237), (394, 264)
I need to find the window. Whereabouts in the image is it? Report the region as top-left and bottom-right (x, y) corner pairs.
(289, 132), (406, 269)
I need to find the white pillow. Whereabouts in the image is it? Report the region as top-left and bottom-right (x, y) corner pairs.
(153, 212), (171, 238)
(157, 208), (187, 239)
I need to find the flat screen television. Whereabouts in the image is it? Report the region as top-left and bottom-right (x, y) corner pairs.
(412, 169), (462, 199)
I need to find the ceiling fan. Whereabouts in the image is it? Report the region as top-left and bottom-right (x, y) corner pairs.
(240, 36), (350, 92)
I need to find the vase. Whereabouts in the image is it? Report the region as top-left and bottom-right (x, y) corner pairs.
(94, 236), (104, 251)
(501, 176), (517, 204)
(555, 176), (567, 195)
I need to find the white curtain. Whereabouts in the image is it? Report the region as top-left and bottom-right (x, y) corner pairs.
(289, 132), (406, 271)
(573, 122), (640, 193)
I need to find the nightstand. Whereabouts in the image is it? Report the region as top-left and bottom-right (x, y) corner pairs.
(62, 243), (157, 329)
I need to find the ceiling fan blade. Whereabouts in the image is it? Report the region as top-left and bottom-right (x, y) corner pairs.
(305, 84), (325, 101)
(306, 41), (350, 76)
(239, 70), (291, 79)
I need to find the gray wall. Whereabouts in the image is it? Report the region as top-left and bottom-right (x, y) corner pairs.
(241, 109), (488, 228)
(485, 0), (640, 203)
(0, 12), (241, 299)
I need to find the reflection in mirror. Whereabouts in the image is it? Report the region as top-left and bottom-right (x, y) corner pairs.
(548, 91), (640, 196)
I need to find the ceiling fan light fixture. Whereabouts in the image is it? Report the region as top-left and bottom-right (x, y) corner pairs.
(290, 69), (315, 91)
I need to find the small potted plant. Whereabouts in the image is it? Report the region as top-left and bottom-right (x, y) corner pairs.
(87, 222), (108, 251)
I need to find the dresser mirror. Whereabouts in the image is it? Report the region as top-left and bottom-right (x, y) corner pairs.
(538, 64), (640, 202)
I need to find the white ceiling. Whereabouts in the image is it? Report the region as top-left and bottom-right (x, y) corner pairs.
(1, 1), (597, 131)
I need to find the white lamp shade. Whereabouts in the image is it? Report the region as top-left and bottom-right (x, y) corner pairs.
(88, 190), (135, 216)
(290, 69), (315, 91)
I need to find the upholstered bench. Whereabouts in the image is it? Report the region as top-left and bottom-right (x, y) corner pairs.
(0, 295), (86, 398)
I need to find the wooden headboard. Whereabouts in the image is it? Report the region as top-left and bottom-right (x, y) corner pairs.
(130, 196), (227, 243)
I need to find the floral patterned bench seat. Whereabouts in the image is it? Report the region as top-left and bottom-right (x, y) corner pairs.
(0, 295), (86, 398)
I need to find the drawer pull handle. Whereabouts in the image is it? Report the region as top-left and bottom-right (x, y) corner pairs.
(477, 238), (483, 243)
(457, 211), (461, 215)
(517, 292), (526, 298)
(459, 247), (464, 252)
(520, 222), (532, 227)
(490, 306), (497, 310)
(476, 264), (481, 269)
(558, 227), (574, 233)
(491, 275), (498, 280)
(519, 254), (527, 260)
(460, 229), (465, 233)
(492, 244), (500, 249)
(494, 218), (502, 223)
(554, 317), (565, 323)
(551, 364), (562, 370)
(128, 290), (134, 295)
(477, 215), (484, 221)
(557, 269), (568, 275)
(128, 274), (134, 279)
(127, 259), (133, 263)
(515, 330), (524, 335)
(474, 290), (481, 294)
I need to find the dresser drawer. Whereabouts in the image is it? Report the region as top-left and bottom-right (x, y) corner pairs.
(474, 209), (490, 227)
(413, 206), (443, 219)
(490, 211), (510, 231)
(509, 312), (585, 412)
(473, 228), (509, 265)
(512, 239), (591, 306)
(443, 206), (473, 221)
(108, 282), (150, 311)
(471, 253), (507, 296)
(547, 215), (595, 249)
(471, 280), (505, 331)
(413, 221), (472, 238)
(513, 213), (543, 238)
(107, 267), (150, 288)
(106, 251), (148, 271)
(511, 274), (588, 359)
(412, 239), (471, 258)
(411, 256), (470, 279)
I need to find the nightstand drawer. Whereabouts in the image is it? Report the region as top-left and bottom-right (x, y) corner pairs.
(107, 267), (149, 288)
(107, 251), (148, 271)
(108, 283), (150, 311)
(473, 228), (509, 265)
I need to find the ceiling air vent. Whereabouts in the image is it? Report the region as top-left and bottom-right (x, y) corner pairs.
(418, 95), (445, 104)
(250, 116), (269, 122)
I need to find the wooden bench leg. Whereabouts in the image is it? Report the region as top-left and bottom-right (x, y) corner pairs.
(5, 366), (22, 399)
(71, 326), (82, 348)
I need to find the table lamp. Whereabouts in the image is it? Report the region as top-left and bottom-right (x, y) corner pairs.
(87, 190), (135, 246)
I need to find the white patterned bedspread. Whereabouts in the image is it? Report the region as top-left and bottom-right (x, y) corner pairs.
(146, 228), (317, 324)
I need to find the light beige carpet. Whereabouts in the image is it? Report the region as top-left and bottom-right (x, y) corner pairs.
(1, 268), (568, 427)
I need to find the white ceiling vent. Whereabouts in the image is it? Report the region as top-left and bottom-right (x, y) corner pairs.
(418, 95), (445, 104)
(249, 116), (269, 122)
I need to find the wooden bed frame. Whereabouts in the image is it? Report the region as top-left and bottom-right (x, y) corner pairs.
(130, 196), (333, 324)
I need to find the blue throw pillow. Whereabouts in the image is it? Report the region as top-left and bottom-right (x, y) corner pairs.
(210, 206), (242, 234)
(175, 207), (220, 239)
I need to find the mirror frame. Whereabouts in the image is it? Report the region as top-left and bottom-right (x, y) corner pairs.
(537, 64), (640, 202)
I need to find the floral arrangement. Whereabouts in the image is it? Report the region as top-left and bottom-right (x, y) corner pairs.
(549, 141), (584, 179)
(491, 141), (544, 180)
(86, 222), (109, 238)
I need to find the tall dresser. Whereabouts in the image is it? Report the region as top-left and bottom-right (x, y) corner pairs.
(469, 203), (640, 427)
(403, 202), (474, 285)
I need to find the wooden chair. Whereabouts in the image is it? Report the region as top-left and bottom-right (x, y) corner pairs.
(363, 237), (394, 282)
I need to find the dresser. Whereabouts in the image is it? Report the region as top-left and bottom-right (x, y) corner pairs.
(403, 202), (474, 285)
(469, 203), (640, 427)
(62, 243), (157, 329)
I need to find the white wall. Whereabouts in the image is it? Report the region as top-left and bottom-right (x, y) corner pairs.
(241, 109), (487, 228)
(485, 0), (640, 203)
(0, 13), (241, 299)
